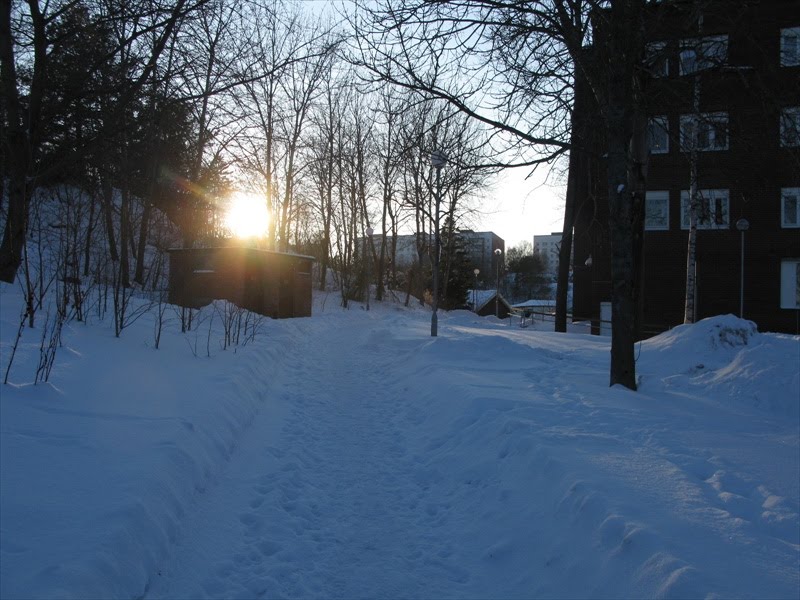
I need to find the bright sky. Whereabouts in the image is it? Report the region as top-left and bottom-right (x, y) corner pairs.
(301, 0), (568, 250)
(478, 167), (566, 249)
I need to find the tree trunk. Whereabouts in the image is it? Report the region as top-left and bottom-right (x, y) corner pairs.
(606, 130), (638, 390)
(119, 188), (131, 288)
(133, 201), (152, 286)
(101, 178), (119, 263)
(556, 148), (578, 333)
(628, 112), (649, 340)
(83, 191), (97, 277)
(0, 0), (39, 283)
(684, 74), (701, 324)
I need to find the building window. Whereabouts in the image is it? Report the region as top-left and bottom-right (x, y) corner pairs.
(780, 260), (800, 309)
(680, 112), (729, 151)
(646, 41), (669, 77)
(681, 189), (729, 230)
(781, 27), (800, 67)
(780, 107), (799, 147)
(648, 116), (669, 154)
(679, 35), (728, 75)
(645, 191), (670, 230)
(783, 188), (800, 228)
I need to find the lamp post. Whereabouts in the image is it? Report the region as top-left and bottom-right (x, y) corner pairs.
(736, 218), (749, 318)
(494, 248), (502, 318)
(430, 150), (447, 337)
(473, 268), (480, 312)
(365, 226), (374, 311)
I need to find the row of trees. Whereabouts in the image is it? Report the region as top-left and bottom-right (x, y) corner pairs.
(3, 0), (697, 390)
(347, 0), (665, 389)
(1, 0), (495, 320)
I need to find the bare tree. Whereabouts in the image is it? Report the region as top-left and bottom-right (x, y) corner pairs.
(0, 0), (202, 283)
(347, 0), (657, 390)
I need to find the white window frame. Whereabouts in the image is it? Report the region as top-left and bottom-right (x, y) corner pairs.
(680, 112), (729, 151)
(780, 107), (799, 147)
(646, 41), (669, 77)
(782, 188), (800, 228)
(681, 189), (730, 230)
(780, 27), (800, 67)
(780, 260), (800, 309)
(645, 191), (670, 230)
(648, 116), (669, 154)
(679, 35), (728, 75)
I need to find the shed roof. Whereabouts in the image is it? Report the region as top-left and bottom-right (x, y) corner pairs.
(167, 246), (315, 261)
(469, 289), (512, 313)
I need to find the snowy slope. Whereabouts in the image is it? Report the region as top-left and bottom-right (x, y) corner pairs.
(1, 283), (798, 599)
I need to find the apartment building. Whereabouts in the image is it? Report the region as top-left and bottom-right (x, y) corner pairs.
(533, 232), (563, 276)
(368, 231), (505, 282)
(571, 0), (800, 335)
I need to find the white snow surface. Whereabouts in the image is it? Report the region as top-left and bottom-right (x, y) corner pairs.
(1, 284), (799, 600)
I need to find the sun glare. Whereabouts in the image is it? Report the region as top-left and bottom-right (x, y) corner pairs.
(224, 191), (269, 238)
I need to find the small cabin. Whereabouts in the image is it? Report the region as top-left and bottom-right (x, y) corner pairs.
(168, 246), (314, 318)
(470, 289), (513, 318)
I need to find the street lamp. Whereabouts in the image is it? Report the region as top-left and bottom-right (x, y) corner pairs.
(494, 248), (502, 318)
(736, 218), (749, 318)
(430, 150), (447, 337)
(473, 268), (480, 312)
(365, 226), (374, 311)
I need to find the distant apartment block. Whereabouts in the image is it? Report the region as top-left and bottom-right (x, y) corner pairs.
(533, 232), (564, 275)
(369, 231), (505, 279)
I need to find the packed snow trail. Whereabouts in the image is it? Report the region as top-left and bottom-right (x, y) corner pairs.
(143, 310), (799, 599)
(146, 314), (478, 598)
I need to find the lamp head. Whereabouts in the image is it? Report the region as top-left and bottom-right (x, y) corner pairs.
(430, 151), (447, 168)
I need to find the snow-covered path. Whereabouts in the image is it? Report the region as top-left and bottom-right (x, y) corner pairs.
(146, 315), (476, 598)
(143, 310), (799, 600)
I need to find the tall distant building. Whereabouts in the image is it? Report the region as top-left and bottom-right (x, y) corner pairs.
(533, 232), (566, 276)
(459, 231), (505, 279)
(368, 231), (504, 282)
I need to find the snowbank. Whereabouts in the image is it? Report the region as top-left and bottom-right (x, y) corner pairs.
(640, 314), (800, 417)
(1, 287), (798, 599)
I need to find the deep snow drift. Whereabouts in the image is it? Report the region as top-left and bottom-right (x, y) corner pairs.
(1, 284), (798, 599)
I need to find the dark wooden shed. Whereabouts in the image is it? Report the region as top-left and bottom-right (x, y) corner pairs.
(168, 246), (314, 318)
(472, 289), (513, 319)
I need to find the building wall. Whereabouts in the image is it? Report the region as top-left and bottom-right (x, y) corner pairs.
(461, 231), (505, 280)
(533, 232), (576, 276)
(370, 231), (505, 284)
(168, 247), (313, 318)
(572, 0), (800, 336)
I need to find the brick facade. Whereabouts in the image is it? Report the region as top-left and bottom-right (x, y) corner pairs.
(572, 0), (800, 336)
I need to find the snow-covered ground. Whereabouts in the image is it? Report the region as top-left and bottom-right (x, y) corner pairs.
(1, 283), (798, 599)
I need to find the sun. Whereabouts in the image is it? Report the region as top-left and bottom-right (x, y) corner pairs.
(223, 191), (269, 238)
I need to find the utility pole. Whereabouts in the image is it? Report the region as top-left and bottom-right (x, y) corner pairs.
(430, 151), (446, 337)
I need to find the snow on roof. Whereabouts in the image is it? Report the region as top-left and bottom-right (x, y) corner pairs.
(513, 299), (556, 308)
(468, 289), (510, 312)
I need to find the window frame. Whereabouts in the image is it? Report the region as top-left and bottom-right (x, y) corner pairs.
(679, 35), (728, 75)
(680, 189), (730, 230)
(646, 41), (669, 77)
(780, 260), (800, 310)
(780, 107), (799, 148)
(680, 112), (729, 151)
(648, 116), (670, 154)
(780, 27), (800, 67)
(645, 191), (670, 231)
(782, 187), (800, 229)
